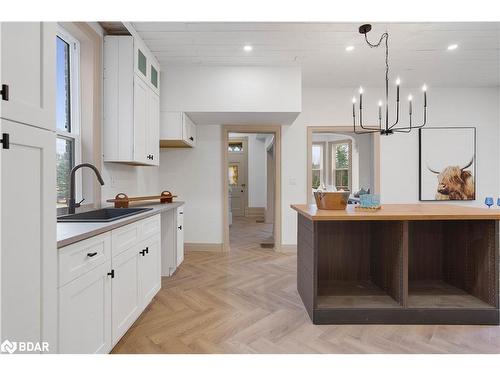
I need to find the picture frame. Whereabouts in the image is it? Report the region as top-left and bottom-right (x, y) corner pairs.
(419, 127), (476, 201)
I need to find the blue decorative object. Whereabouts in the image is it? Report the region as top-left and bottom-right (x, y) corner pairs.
(359, 194), (381, 208)
(485, 197), (494, 208)
(497, 198), (500, 207)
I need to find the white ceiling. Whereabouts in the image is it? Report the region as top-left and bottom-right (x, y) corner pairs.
(132, 22), (500, 87)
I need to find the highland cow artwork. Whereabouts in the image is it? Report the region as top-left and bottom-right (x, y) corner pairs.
(419, 127), (476, 201)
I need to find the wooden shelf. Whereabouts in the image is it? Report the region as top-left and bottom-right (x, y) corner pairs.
(317, 281), (401, 309)
(408, 281), (495, 309)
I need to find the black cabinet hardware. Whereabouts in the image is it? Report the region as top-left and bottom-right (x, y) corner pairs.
(1, 133), (9, 149)
(147, 154), (154, 160)
(179, 212), (183, 214)
(1, 84), (9, 101)
(189, 136), (194, 141)
(107, 269), (115, 278)
(145, 246), (149, 254)
(87, 252), (98, 257)
(178, 225), (182, 230)
(140, 249), (146, 256)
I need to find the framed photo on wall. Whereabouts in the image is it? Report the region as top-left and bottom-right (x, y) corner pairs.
(419, 127), (476, 201)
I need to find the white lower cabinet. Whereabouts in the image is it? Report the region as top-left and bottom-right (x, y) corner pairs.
(59, 261), (112, 354)
(111, 245), (141, 346)
(58, 214), (161, 353)
(161, 205), (185, 276)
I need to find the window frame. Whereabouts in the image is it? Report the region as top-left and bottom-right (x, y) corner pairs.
(329, 140), (352, 192)
(311, 141), (326, 190)
(56, 25), (82, 211)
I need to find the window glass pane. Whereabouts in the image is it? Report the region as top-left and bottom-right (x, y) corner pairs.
(151, 65), (158, 88)
(138, 49), (147, 76)
(228, 142), (243, 152)
(56, 36), (71, 132)
(56, 137), (74, 207)
(312, 170), (321, 189)
(312, 144), (322, 169)
(335, 143), (349, 169)
(228, 165), (239, 185)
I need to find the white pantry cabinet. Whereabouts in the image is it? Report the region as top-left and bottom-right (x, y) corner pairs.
(0, 119), (57, 351)
(161, 204), (185, 276)
(160, 112), (197, 148)
(103, 36), (160, 166)
(58, 214), (162, 353)
(0, 22), (56, 131)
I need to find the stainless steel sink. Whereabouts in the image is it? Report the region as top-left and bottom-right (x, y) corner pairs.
(57, 207), (153, 223)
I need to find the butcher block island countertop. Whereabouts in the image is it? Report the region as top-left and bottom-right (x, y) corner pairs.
(291, 203), (500, 221)
(292, 203), (500, 325)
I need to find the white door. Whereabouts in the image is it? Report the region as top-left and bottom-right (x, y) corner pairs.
(228, 138), (247, 217)
(0, 22), (56, 131)
(147, 91), (159, 165)
(133, 75), (148, 164)
(111, 246), (140, 345)
(1, 119), (57, 350)
(138, 234), (161, 309)
(176, 206), (184, 267)
(59, 261), (112, 354)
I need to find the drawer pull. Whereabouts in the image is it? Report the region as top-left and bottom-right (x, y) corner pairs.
(178, 225), (182, 230)
(87, 252), (98, 258)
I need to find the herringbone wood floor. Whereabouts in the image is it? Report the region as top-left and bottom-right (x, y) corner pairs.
(112, 217), (500, 354)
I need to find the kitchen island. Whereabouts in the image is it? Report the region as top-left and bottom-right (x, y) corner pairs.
(291, 204), (500, 325)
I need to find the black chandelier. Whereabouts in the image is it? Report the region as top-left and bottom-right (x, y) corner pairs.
(352, 24), (427, 135)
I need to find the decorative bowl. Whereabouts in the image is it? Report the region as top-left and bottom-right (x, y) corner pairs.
(313, 191), (350, 210)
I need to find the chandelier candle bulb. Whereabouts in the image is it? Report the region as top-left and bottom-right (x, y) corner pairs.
(378, 101), (382, 121)
(422, 84), (427, 107)
(408, 94), (413, 115)
(359, 87), (363, 109)
(396, 78), (400, 101)
(352, 97), (356, 119)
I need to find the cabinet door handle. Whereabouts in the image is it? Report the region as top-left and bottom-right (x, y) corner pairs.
(189, 136), (194, 141)
(107, 270), (115, 278)
(145, 246), (149, 254)
(178, 225), (182, 230)
(87, 252), (98, 258)
(1, 133), (9, 149)
(140, 249), (146, 256)
(1, 84), (9, 101)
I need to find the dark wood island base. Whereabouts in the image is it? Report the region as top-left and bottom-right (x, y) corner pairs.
(292, 204), (500, 325)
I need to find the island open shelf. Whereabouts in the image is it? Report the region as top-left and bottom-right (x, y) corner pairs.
(292, 204), (500, 325)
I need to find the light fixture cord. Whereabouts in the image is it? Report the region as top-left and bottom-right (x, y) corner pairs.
(364, 32), (389, 132)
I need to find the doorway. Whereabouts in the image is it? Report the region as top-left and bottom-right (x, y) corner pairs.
(222, 125), (281, 252)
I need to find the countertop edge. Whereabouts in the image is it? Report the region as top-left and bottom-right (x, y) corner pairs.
(57, 201), (185, 249)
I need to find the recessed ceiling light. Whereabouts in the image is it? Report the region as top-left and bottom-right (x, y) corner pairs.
(447, 44), (458, 51)
(345, 45), (355, 52)
(243, 45), (253, 52)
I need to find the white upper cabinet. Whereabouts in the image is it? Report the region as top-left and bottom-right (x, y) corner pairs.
(160, 112), (197, 148)
(0, 22), (56, 131)
(103, 35), (160, 166)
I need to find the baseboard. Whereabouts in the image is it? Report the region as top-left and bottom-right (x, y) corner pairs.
(184, 243), (223, 252)
(245, 207), (265, 217)
(279, 244), (297, 253)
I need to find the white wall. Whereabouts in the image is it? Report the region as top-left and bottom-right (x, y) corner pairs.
(159, 125), (223, 244)
(282, 86), (500, 245)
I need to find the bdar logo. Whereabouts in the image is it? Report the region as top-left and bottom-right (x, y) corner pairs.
(1, 340), (17, 354)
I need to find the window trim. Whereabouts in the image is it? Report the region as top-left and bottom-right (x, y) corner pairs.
(56, 25), (82, 211)
(329, 140), (352, 192)
(312, 141), (326, 189)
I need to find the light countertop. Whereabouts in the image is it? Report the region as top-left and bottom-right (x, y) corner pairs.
(57, 201), (184, 248)
(291, 203), (500, 221)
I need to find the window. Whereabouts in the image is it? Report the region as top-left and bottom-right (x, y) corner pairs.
(311, 143), (325, 189)
(228, 165), (239, 186)
(56, 27), (81, 208)
(228, 141), (244, 152)
(330, 141), (352, 191)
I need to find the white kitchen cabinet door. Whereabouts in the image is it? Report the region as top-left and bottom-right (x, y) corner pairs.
(59, 261), (112, 354)
(176, 206), (185, 267)
(133, 75), (149, 165)
(0, 22), (56, 131)
(138, 234), (161, 309)
(147, 91), (160, 166)
(159, 112), (196, 148)
(0, 119), (57, 350)
(111, 245), (141, 346)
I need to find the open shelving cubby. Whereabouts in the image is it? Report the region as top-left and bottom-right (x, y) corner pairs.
(408, 220), (497, 310)
(316, 220), (404, 309)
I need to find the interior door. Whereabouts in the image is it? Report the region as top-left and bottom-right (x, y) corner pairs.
(228, 138), (247, 217)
